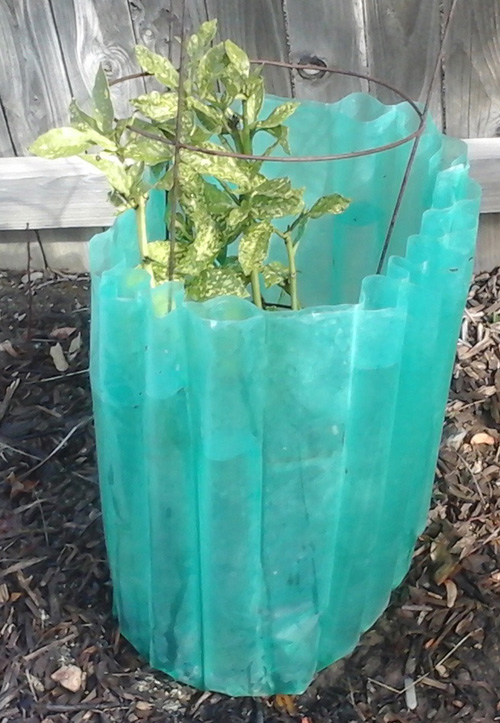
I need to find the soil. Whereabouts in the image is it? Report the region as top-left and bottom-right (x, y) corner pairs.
(1, 267), (500, 723)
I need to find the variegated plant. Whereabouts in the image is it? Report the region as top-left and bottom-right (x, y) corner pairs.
(30, 20), (350, 310)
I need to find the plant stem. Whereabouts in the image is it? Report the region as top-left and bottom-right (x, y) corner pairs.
(218, 179), (239, 204)
(251, 269), (263, 309)
(136, 195), (154, 283)
(285, 232), (299, 311)
(136, 196), (148, 259)
(240, 99), (263, 309)
(274, 227), (300, 310)
(241, 102), (252, 158)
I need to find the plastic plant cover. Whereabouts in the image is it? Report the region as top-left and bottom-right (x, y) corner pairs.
(89, 93), (481, 696)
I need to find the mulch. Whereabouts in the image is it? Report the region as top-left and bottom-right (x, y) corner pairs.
(0, 267), (499, 723)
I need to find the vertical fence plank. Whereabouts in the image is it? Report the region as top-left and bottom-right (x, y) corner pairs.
(128, 0), (202, 67)
(444, 0), (500, 137)
(283, 0), (367, 102)
(50, 0), (145, 117)
(0, 0), (80, 267)
(363, 0), (443, 125)
(204, 0), (292, 97)
(444, 0), (500, 270)
(0, 105), (14, 157)
(0, 0), (72, 152)
(475, 215), (500, 272)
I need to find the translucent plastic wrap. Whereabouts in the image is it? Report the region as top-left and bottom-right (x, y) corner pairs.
(89, 93), (481, 696)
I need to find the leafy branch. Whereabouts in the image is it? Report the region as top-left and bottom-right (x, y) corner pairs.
(29, 20), (350, 310)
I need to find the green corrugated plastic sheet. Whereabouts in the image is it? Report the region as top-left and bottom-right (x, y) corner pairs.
(89, 93), (481, 696)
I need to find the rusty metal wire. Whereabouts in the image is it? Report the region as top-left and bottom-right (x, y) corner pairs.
(167, 0), (188, 282)
(376, 0), (462, 273)
(111, 64), (427, 162)
(111, 0), (461, 283)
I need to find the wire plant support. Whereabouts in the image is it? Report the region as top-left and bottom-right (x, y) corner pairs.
(89, 0), (483, 696)
(110, 0), (461, 281)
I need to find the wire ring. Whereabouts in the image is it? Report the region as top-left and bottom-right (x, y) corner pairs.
(110, 59), (427, 163)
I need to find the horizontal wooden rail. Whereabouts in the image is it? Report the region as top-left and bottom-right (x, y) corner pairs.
(0, 157), (112, 231)
(0, 139), (498, 232)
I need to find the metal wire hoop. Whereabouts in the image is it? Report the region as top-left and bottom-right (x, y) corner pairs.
(110, 61), (427, 163)
(110, 0), (460, 281)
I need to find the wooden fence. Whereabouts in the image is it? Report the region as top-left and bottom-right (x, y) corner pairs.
(0, 0), (499, 271)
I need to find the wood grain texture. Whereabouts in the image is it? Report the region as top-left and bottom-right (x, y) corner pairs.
(363, 0), (443, 125)
(0, 158), (111, 231)
(468, 138), (500, 214)
(204, 0), (292, 97)
(444, 0), (500, 137)
(284, 0), (368, 102)
(128, 0), (201, 63)
(0, 0), (72, 153)
(50, 0), (145, 118)
(0, 104), (14, 157)
(475, 214), (500, 272)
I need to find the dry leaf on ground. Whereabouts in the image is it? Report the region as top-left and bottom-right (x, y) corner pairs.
(0, 339), (18, 357)
(68, 332), (82, 359)
(50, 326), (77, 339)
(49, 342), (69, 372)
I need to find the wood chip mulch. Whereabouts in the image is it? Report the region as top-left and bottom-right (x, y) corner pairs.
(0, 268), (499, 723)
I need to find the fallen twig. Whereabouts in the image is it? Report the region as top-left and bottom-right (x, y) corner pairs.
(17, 417), (91, 480)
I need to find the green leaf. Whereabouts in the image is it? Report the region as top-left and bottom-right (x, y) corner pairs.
(135, 45), (179, 88)
(154, 167), (174, 191)
(29, 127), (96, 159)
(224, 39), (250, 77)
(252, 177), (295, 198)
(198, 43), (227, 96)
(256, 101), (299, 130)
(203, 182), (235, 215)
(238, 221), (273, 275)
(291, 214), (309, 244)
(225, 204), (252, 235)
(261, 261), (289, 288)
(181, 146), (254, 190)
(220, 64), (246, 103)
(69, 100), (99, 133)
(308, 193), (351, 219)
(132, 91), (179, 123)
(187, 97), (223, 133)
(250, 181), (305, 219)
(145, 240), (186, 283)
(245, 74), (265, 125)
(187, 19), (218, 59)
(187, 267), (249, 302)
(189, 213), (222, 262)
(92, 65), (114, 134)
(125, 136), (173, 164)
(80, 154), (132, 196)
(264, 125), (291, 155)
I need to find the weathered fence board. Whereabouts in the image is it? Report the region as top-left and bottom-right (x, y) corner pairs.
(443, 0), (500, 269)
(0, 0), (72, 153)
(1, 0), (500, 272)
(0, 158), (111, 230)
(444, 0), (500, 137)
(205, 0), (292, 96)
(0, 107), (13, 157)
(364, 0), (443, 124)
(50, 0), (145, 118)
(284, 0), (367, 101)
